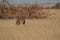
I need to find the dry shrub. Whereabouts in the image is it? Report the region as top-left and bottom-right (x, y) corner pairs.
(0, 4), (47, 19)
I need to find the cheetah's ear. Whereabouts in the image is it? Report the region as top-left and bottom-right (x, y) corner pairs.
(16, 19), (20, 25)
(23, 20), (25, 24)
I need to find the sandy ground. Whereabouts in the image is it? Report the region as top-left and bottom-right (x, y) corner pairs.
(0, 9), (60, 40)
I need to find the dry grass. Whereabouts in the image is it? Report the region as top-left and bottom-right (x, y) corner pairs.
(0, 9), (60, 40)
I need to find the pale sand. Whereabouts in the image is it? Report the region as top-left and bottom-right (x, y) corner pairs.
(0, 9), (60, 40)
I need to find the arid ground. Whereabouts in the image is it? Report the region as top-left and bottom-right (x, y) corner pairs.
(0, 9), (60, 40)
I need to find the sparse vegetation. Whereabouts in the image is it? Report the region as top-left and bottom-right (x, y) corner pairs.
(52, 3), (60, 9)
